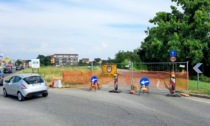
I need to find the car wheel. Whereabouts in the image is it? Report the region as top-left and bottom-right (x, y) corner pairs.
(42, 93), (48, 97)
(17, 92), (25, 101)
(3, 88), (8, 97)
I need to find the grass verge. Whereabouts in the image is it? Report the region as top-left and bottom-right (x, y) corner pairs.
(189, 80), (210, 95)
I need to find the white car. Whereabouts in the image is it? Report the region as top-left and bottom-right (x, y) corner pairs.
(3, 74), (48, 101)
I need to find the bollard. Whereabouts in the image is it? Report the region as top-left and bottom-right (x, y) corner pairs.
(169, 71), (176, 94)
(114, 73), (118, 91)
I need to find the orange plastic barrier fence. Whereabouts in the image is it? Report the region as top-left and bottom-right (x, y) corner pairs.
(62, 70), (114, 85)
(124, 71), (188, 91)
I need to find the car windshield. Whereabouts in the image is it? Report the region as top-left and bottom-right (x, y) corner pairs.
(23, 76), (44, 84)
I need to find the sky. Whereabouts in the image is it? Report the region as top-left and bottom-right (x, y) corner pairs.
(0, 0), (179, 61)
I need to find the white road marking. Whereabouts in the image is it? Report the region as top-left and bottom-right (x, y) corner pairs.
(156, 79), (160, 88)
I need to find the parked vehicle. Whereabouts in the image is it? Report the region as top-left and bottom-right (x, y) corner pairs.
(21, 65), (25, 69)
(4, 67), (12, 73)
(0, 70), (4, 86)
(3, 74), (48, 101)
(16, 66), (22, 70)
(5, 64), (13, 69)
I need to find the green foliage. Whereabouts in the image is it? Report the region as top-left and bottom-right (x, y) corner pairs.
(93, 58), (102, 65)
(115, 49), (141, 68)
(138, 0), (210, 76)
(15, 60), (23, 66)
(101, 57), (116, 64)
(190, 75), (210, 82)
(200, 75), (210, 83)
(37, 55), (52, 66)
(78, 60), (89, 66)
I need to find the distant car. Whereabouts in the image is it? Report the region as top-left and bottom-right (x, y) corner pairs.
(20, 65), (24, 69)
(0, 70), (4, 86)
(3, 74), (48, 101)
(16, 66), (22, 70)
(5, 64), (13, 69)
(4, 67), (12, 73)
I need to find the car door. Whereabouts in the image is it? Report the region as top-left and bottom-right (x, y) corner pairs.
(12, 76), (22, 96)
(10, 76), (21, 96)
(5, 76), (15, 95)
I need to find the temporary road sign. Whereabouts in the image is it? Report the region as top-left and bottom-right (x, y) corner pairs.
(170, 56), (176, 62)
(170, 50), (177, 57)
(193, 63), (203, 90)
(91, 76), (98, 84)
(193, 63), (202, 74)
(4, 57), (10, 63)
(139, 78), (150, 86)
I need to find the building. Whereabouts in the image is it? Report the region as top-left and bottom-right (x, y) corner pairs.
(22, 60), (31, 68)
(80, 58), (89, 64)
(51, 54), (79, 66)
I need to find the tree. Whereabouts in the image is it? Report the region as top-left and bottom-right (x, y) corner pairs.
(36, 55), (52, 66)
(44, 56), (51, 66)
(102, 57), (116, 64)
(138, 0), (210, 76)
(115, 49), (141, 69)
(78, 60), (89, 66)
(37, 55), (46, 66)
(93, 58), (102, 65)
(15, 60), (23, 66)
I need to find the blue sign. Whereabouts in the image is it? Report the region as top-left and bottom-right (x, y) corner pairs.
(139, 78), (150, 86)
(90, 76), (98, 84)
(170, 50), (177, 57)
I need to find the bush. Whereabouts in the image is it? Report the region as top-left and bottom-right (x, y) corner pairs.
(200, 75), (210, 83)
(190, 75), (210, 82)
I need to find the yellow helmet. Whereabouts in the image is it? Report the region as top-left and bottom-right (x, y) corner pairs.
(114, 74), (117, 77)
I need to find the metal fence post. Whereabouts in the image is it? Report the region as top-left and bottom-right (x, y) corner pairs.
(132, 62), (133, 88)
(187, 61), (189, 93)
(91, 62), (93, 76)
(130, 62), (133, 90)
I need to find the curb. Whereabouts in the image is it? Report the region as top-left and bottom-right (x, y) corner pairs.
(189, 94), (210, 99)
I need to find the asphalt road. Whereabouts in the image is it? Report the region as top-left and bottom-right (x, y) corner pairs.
(0, 85), (210, 126)
(3, 68), (18, 78)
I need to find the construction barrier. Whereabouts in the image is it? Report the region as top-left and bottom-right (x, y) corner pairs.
(61, 62), (188, 93)
(62, 70), (113, 85)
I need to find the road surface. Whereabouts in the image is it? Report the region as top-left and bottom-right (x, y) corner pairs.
(0, 85), (210, 126)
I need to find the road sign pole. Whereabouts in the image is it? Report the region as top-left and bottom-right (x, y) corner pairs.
(91, 62), (93, 76)
(187, 61), (189, 93)
(173, 62), (174, 71)
(131, 62), (133, 88)
(193, 63), (202, 90)
(130, 62), (133, 90)
(197, 73), (199, 90)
